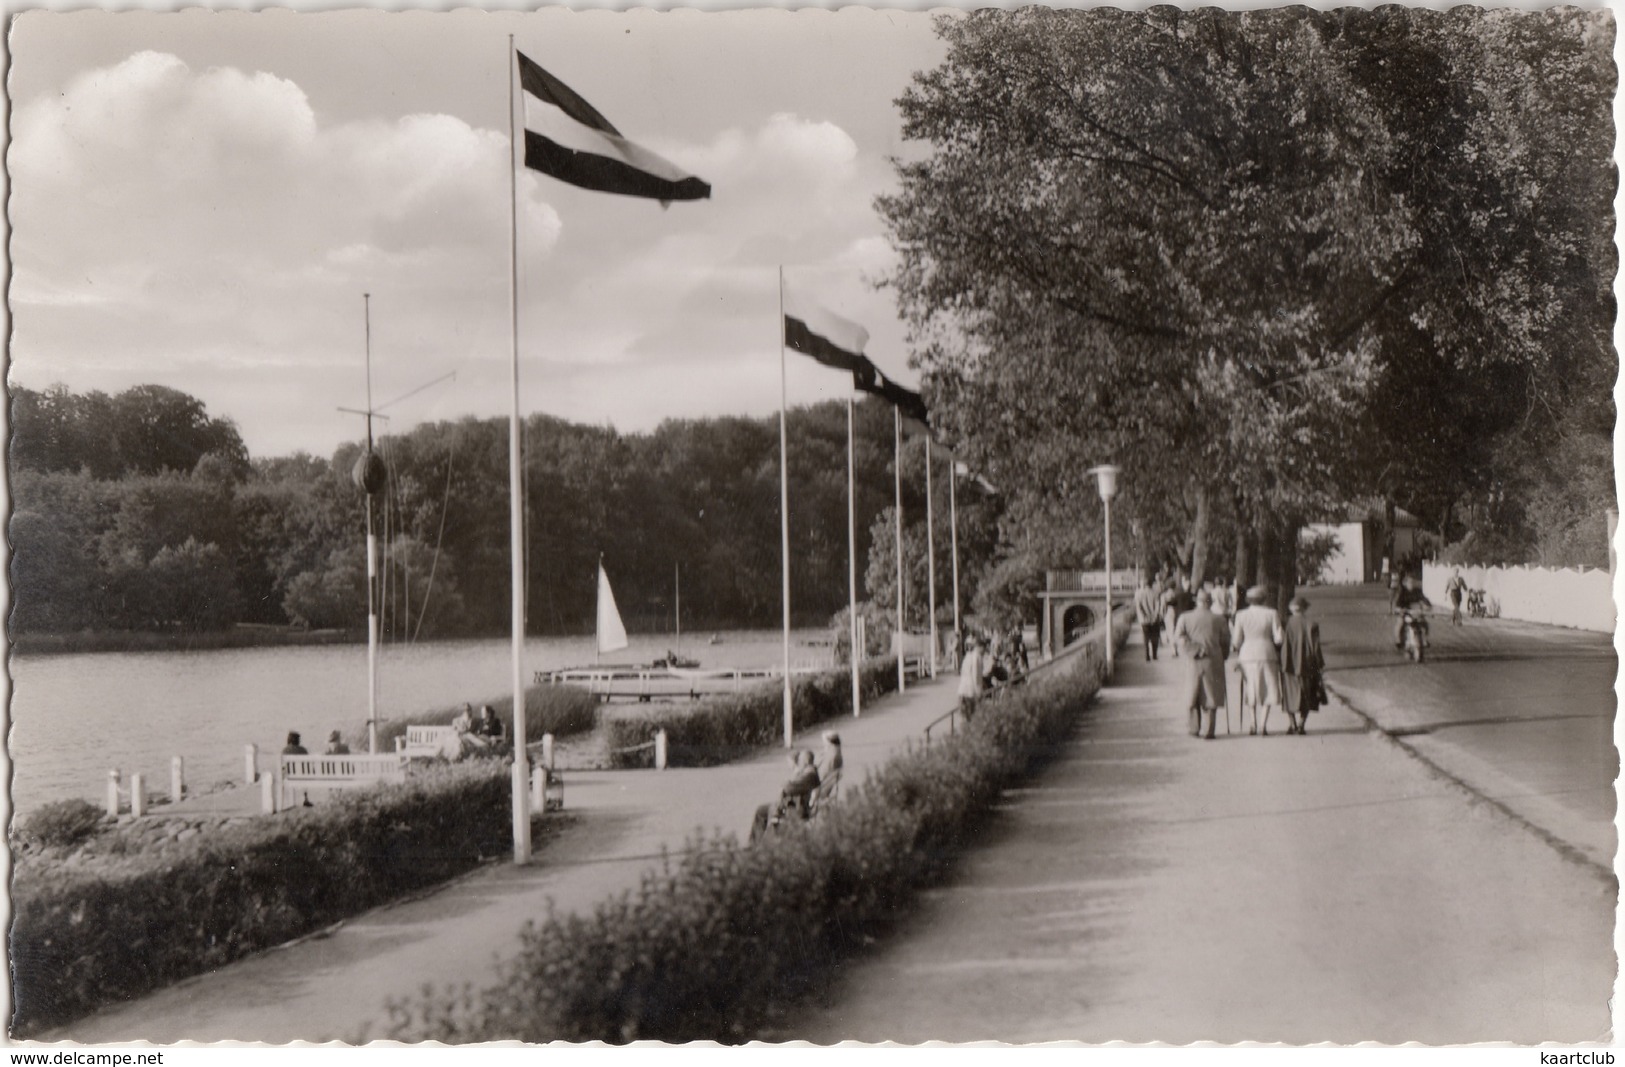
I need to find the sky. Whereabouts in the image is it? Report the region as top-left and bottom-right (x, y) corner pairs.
(7, 8), (952, 458)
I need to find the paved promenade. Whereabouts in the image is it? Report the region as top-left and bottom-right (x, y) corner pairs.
(49, 673), (961, 1044)
(1308, 584), (1616, 870)
(785, 598), (1615, 1044)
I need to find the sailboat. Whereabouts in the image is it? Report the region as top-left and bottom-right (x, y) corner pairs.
(596, 561), (629, 659)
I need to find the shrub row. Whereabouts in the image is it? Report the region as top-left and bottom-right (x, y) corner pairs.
(11, 760), (554, 1037)
(371, 682), (599, 753)
(601, 657), (903, 767)
(385, 635), (1117, 1043)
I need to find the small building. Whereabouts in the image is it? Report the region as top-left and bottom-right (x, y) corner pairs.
(1303, 505), (1421, 585)
(1036, 569), (1138, 660)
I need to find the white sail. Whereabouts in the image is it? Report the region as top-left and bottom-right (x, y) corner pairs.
(597, 563), (629, 654)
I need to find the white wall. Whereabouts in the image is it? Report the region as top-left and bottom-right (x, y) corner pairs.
(1304, 522), (1366, 585)
(1423, 564), (1615, 634)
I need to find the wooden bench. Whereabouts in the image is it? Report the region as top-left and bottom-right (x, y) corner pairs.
(395, 724), (461, 760)
(279, 752), (407, 808)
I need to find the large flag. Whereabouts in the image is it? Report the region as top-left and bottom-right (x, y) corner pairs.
(853, 356), (930, 426)
(783, 285), (870, 373)
(518, 51), (711, 203)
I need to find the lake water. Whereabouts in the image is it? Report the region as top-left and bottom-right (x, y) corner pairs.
(10, 628), (831, 815)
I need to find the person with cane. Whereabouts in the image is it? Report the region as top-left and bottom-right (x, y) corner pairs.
(1172, 589), (1231, 740)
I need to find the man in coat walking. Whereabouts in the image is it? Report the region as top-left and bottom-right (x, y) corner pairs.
(1173, 589), (1231, 739)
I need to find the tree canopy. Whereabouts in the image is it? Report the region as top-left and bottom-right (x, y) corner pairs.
(881, 7), (1615, 596)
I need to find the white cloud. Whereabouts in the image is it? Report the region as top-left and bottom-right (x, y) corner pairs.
(10, 50), (912, 458)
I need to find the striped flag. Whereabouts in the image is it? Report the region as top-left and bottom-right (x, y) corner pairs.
(782, 285), (870, 373)
(853, 356), (930, 426)
(518, 51), (710, 203)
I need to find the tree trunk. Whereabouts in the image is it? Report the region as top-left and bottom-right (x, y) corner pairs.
(1254, 513), (1280, 597)
(1188, 486), (1210, 588)
(1235, 517), (1256, 594)
(1275, 520), (1300, 616)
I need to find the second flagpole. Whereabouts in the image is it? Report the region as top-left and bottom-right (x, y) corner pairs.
(778, 267), (793, 748)
(506, 35), (532, 865)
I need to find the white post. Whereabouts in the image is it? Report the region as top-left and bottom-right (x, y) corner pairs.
(531, 766), (546, 811)
(655, 729), (669, 770)
(541, 733), (554, 771)
(367, 505), (380, 755)
(505, 36), (532, 864)
(925, 438), (938, 678)
(106, 770), (121, 819)
(261, 772), (277, 815)
(778, 267), (793, 747)
(1104, 494), (1114, 680)
(950, 460), (962, 665)
(848, 395), (861, 718)
(245, 743), (259, 785)
(130, 773), (146, 818)
(894, 407), (905, 693)
(171, 756), (184, 805)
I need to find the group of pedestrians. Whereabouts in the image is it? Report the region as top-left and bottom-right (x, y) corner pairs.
(956, 625), (1029, 722)
(1140, 577), (1326, 740)
(1134, 571), (1242, 661)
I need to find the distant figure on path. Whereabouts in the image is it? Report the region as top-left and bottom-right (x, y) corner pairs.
(323, 730), (350, 755)
(1445, 569), (1468, 626)
(1231, 585), (1285, 736)
(816, 731), (844, 803)
(958, 635), (990, 721)
(1008, 624), (1030, 673)
(1134, 577), (1163, 661)
(282, 731), (308, 756)
(1211, 576), (1235, 622)
(1160, 576), (1187, 657)
(1173, 590), (1230, 739)
(1279, 597), (1324, 735)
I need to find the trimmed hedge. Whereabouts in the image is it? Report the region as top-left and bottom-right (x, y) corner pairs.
(602, 657), (903, 767)
(373, 682), (599, 754)
(385, 634), (1118, 1043)
(11, 760), (560, 1037)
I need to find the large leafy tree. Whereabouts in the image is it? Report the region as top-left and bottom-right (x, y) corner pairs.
(882, 7), (1614, 599)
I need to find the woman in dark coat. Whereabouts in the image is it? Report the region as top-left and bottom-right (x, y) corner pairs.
(1280, 596), (1324, 735)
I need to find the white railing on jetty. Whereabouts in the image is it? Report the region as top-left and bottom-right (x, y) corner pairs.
(279, 752), (406, 808)
(534, 664), (826, 701)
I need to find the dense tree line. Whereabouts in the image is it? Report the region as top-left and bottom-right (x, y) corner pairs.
(10, 384), (1001, 639)
(882, 7), (1615, 609)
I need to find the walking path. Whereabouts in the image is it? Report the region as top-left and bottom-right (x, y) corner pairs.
(49, 673), (962, 1044)
(784, 609), (1614, 1044)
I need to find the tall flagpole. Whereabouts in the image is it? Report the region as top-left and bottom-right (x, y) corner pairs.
(506, 36), (532, 865)
(894, 406), (905, 693)
(848, 395), (861, 717)
(363, 294), (380, 755)
(778, 267), (793, 747)
(925, 437), (938, 679)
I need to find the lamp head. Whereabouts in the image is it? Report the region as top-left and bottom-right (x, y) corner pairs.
(1088, 464), (1121, 502)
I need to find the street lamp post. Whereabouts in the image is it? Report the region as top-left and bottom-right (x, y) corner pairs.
(1089, 465), (1121, 680)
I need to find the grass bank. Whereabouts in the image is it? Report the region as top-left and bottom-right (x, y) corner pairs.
(10, 761), (570, 1037)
